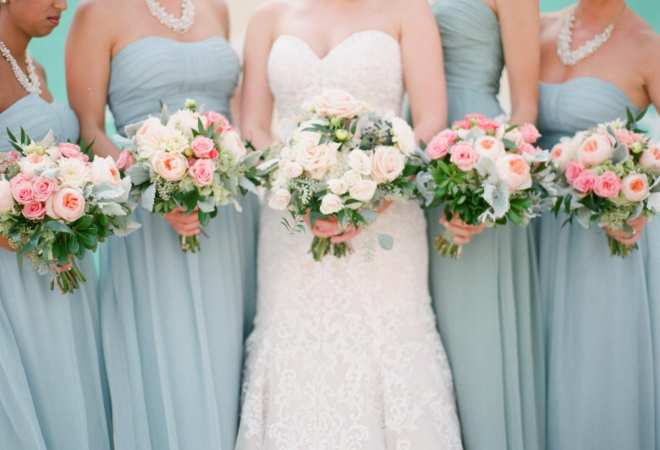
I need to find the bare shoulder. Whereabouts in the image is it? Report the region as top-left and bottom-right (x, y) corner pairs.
(244, 0), (290, 40)
(208, 0), (229, 22)
(391, 0), (432, 16)
(73, 0), (120, 21)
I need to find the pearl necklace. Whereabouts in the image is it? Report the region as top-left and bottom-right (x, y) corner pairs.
(145, 0), (195, 33)
(557, 11), (614, 66)
(0, 40), (41, 95)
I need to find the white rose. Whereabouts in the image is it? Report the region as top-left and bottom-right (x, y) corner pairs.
(135, 118), (168, 153)
(310, 89), (363, 119)
(342, 170), (361, 188)
(220, 130), (248, 160)
(371, 145), (405, 183)
(640, 143), (660, 174)
(495, 154), (532, 192)
(391, 117), (416, 155)
(327, 178), (349, 195)
(349, 178), (377, 202)
(281, 161), (303, 179)
(296, 142), (339, 180)
(503, 128), (524, 147)
(621, 173), (650, 202)
(279, 146), (297, 161)
(58, 157), (90, 187)
(0, 178), (14, 214)
(320, 193), (343, 215)
(348, 149), (372, 175)
(549, 139), (577, 171)
(576, 132), (614, 167)
(166, 110), (200, 138)
(474, 136), (506, 161)
(47, 146), (62, 161)
(91, 155), (121, 186)
(19, 153), (53, 177)
(291, 128), (323, 152)
(268, 188), (291, 210)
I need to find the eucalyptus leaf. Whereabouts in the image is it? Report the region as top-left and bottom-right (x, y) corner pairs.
(127, 164), (150, 185)
(377, 233), (394, 251)
(141, 184), (156, 212)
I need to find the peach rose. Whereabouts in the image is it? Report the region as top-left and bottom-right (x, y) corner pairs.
(91, 156), (121, 186)
(640, 143), (660, 174)
(496, 154), (532, 192)
(475, 136), (505, 161)
(577, 133), (613, 166)
(59, 143), (89, 162)
(621, 173), (650, 202)
(152, 151), (188, 182)
(593, 171), (621, 199)
(52, 187), (86, 222)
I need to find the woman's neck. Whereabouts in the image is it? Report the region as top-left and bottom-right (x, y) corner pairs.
(574, 0), (626, 30)
(0, 17), (30, 61)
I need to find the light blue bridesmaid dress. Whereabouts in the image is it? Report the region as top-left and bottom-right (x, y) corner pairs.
(537, 77), (658, 450)
(100, 37), (259, 450)
(424, 1), (544, 449)
(0, 94), (111, 450)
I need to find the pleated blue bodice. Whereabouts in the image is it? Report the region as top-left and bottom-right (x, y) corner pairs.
(0, 94), (80, 147)
(108, 36), (240, 132)
(432, 0), (504, 121)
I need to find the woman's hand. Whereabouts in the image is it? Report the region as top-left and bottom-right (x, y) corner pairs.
(164, 208), (201, 237)
(605, 216), (647, 246)
(440, 213), (486, 245)
(305, 214), (362, 243)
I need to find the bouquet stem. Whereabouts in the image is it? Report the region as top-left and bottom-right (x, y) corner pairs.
(433, 229), (463, 259)
(51, 261), (87, 294)
(311, 236), (352, 261)
(180, 234), (201, 253)
(607, 236), (637, 257)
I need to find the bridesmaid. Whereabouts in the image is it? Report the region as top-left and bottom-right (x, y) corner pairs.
(0, 1), (111, 449)
(418, 1), (544, 449)
(537, 1), (660, 449)
(66, 0), (258, 449)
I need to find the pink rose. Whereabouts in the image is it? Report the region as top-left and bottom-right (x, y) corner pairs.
(22, 201), (46, 221)
(572, 170), (596, 193)
(621, 173), (649, 202)
(0, 179), (14, 214)
(426, 131), (456, 160)
(191, 136), (218, 159)
(520, 123), (541, 144)
(10, 174), (34, 205)
(519, 142), (540, 155)
(32, 177), (58, 202)
(52, 187), (86, 222)
(59, 143), (89, 162)
(565, 161), (585, 184)
(577, 133), (613, 166)
(116, 150), (135, 171)
(593, 170), (621, 199)
(371, 146), (405, 183)
(152, 151), (188, 182)
(189, 159), (216, 187)
(450, 143), (479, 171)
(496, 154), (532, 192)
(475, 117), (499, 132)
(202, 111), (230, 133)
(311, 90), (363, 119)
(615, 129), (645, 147)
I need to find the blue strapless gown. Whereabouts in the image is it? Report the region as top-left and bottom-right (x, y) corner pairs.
(100, 37), (259, 450)
(425, 2), (544, 449)
(538, 77), (658, 450)
(0, 94), (111, 450)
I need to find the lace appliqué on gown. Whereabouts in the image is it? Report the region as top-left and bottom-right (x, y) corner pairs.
(237, 31), (463, 450)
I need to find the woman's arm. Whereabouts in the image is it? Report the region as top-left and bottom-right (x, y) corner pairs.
(239, 4), (281, 150)
(66, 1), (120, 159)
(496, 0), (540, 124)
(400, 0), (447, 143)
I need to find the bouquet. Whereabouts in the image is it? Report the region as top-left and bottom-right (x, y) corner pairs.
(417, 113), (550, 258)
(0, 130), (137, 293)
(120, 100), (264, 252)
(265, 90), (422, 261)
(549, 110), (660, 257)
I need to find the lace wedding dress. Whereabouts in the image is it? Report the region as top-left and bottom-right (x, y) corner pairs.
(236, 30), (463, 450)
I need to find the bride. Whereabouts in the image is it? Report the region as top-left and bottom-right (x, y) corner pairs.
(237, 0), (463, 448)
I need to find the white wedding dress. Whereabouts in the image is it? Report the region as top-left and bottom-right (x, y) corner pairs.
(237, 30), (463, 450)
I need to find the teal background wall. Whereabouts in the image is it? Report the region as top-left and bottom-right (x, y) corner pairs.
(30, 0), (660, 103)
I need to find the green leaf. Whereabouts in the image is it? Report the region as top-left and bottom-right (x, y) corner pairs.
(46, 221), (74, 234)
